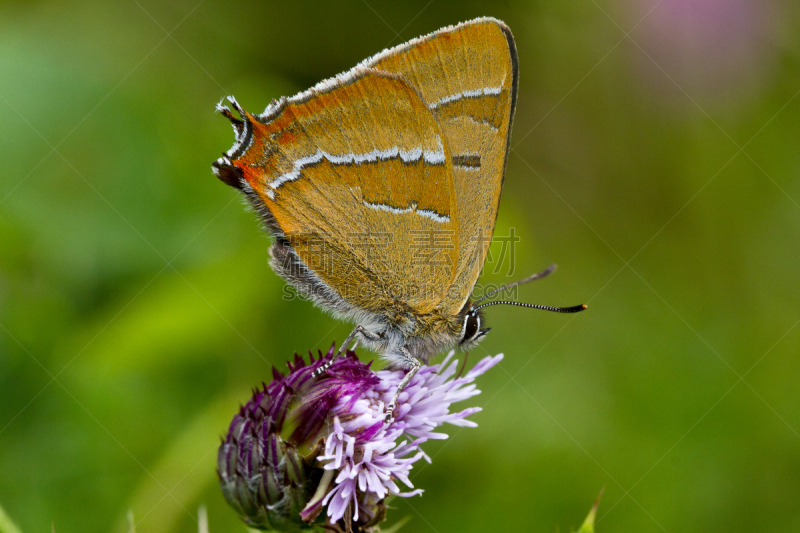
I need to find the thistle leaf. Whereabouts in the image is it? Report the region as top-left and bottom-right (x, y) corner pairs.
(573, 489), (603, 533)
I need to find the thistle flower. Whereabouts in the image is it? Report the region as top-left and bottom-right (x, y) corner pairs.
(218, 344), (502, 532)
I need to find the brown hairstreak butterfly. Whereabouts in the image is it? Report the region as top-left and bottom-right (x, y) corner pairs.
(212, 17), (586, 421)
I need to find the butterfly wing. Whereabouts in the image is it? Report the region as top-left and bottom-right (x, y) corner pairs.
(362, 17), (518, 315)
(214, 69), (459, 316)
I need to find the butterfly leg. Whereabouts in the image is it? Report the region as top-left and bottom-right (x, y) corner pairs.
(385, 348), (421, 423)
(312, 325), (381, 378)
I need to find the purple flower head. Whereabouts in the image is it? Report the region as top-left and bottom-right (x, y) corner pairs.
(218, 344), (502, 532)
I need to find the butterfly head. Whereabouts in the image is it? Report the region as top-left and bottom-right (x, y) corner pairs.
(457, 305), (491, 349)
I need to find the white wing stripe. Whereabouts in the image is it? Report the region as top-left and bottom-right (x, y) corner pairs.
(363, 200), (450, 223)
(268, 141), (446, 190)
(429, 86), (503, 109)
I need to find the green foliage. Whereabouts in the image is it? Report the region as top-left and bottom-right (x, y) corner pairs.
(0, 504), (23, 533)
(2, 1), (800, 532)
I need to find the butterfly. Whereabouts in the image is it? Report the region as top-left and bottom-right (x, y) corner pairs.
(212, 17), (585, 421)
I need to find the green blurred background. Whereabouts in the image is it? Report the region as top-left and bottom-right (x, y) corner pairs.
(2, 0), (799, 531)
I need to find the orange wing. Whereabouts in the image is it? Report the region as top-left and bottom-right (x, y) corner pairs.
(215, 69), (458, 315)
(362, 17), (518, 314)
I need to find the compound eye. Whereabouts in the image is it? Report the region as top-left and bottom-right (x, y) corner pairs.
(462, 312), (480, 343)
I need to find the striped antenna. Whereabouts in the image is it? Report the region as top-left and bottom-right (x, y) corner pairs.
(473, 300), (587, 313)
(473, 264), (558, 306)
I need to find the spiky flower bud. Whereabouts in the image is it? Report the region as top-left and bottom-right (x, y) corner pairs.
(218, 345), (502, 532)
(217, 352), (326, 531)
